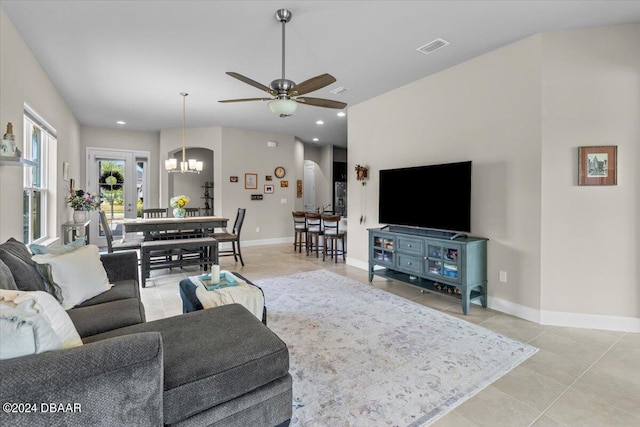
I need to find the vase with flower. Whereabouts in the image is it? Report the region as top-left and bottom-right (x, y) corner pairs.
(67, 189), (100, 222)
(170, 195), (190, 218)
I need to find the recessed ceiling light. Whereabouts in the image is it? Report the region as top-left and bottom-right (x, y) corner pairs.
(337, 112), (346, 117)
(116, 120), (126, 125)
(312, 138), (319, 142)
(315, 120), (324, 125)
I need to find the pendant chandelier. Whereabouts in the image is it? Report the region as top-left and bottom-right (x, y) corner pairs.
(165, 92), (203, 174)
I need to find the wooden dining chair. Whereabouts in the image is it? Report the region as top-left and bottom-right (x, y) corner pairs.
(143, 207), (169, 240)
(184, 207), (200, 217)
(142, 208), (168, 218)
(321, 214), (346, 262)
(99, 210), (144, 253)
(211, 208), (246, 266)
(305, 212), (323, 257)
(292, 211), (308, 253)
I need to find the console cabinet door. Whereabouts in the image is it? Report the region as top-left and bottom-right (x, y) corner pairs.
(425, 242), (462, 285)
(370, 233), (395, 267)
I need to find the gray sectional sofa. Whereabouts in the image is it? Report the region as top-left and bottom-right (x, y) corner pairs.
(0, 239), (292, 426)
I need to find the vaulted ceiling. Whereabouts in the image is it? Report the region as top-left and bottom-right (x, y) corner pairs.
(3, 1), (639, 147)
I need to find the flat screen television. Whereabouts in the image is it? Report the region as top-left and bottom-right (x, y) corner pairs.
(379, 161), (472, 232)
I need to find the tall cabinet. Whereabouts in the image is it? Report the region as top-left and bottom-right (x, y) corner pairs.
(369, 227), (488, 315)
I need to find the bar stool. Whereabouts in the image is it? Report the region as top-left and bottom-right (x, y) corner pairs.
(321, 214), (346, 262)
(292, 211), (307, 253)
(305, 212), (323, 257)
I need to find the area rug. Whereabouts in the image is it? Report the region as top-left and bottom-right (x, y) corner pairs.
(255, 269), (537, 426)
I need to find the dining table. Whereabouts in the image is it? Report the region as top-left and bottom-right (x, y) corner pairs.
(122, 215), (229, 240)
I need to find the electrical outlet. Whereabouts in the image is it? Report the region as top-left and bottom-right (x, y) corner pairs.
(499, 271), (507, 283)
(256, 227), (260, 233)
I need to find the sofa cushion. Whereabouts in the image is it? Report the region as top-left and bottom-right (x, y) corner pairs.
(68, 298), (146, 338)
(0, 259), (18, 290)
(84, 304), (290, 425)
(32, 245), (112, 309)
(0, 238), (52, 295)
(74, 280), (138, 308)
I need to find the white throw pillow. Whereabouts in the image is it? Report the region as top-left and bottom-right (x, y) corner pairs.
(0, 297), (62, 360)
(0, 289), (83, 349)
(32, 245), (112, 309)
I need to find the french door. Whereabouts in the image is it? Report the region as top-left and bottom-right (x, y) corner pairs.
(87, 148), (149, 246)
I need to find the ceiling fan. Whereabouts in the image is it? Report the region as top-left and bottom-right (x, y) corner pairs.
(219, 9), (347, 117)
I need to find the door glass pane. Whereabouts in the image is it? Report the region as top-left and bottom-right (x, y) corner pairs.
(99, 160), (126, 238)
(428, 260), (442, 275)
(136, 161), (144, 218)
(444, 248), (458, 262)
(428, 245), (442, 258)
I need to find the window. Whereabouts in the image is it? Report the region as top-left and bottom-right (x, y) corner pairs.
(23, 109), (56, 244)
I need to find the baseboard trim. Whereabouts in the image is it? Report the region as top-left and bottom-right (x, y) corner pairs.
(489, 296), (640, 333)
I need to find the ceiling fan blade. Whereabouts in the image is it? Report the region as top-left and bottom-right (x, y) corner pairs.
(295, 97), (347, 109)
(218, 97), (273, 103)
(289, 73), (336, 96)
(226, 72), (276, 96)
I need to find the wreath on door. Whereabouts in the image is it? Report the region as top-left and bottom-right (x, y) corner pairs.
(99, 170), (124, 191)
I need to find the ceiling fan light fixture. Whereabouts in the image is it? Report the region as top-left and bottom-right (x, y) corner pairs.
(269, 98), (297, 117)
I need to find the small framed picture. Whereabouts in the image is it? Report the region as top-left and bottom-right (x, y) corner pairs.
(280, 180), (289, 188)
(264, 184), (274, 194)
(230, 176), (238, 183)
(579, 145), (617, 186)
(245, 173), (258, 189)
(265, 175), (272, 181)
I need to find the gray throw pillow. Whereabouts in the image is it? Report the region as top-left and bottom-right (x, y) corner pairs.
(0, 259), (18, 290)
(0, 238), (51, 294)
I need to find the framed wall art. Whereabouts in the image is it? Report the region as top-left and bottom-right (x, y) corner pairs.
(296, 179), (303, 198)
(280, 180), (289, 188)
(245, 173), (258, 189)
(230, 176), (239, 183)
(578, 145), (617, 186)
(264, 184), (274, 194)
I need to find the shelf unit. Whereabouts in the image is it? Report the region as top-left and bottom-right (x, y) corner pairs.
(369, 227), (488, 315)
(201, 182), (214, 216)
(0, 156), (37, 167)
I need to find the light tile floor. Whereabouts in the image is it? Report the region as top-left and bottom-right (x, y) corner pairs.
(140, 243), (640, 427)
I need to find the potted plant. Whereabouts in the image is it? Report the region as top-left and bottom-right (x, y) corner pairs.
(170, 195), (190, 218)
(67, 189), (100, 223)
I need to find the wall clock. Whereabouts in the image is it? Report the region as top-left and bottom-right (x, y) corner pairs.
(274, 166), (286, 179)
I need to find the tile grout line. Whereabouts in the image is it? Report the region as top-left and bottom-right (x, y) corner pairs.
(526, 331), (629, 426)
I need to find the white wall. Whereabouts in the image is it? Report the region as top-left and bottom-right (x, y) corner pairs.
(220, 127), (296, 243)
(0, 8), (80, 243)
(348, 33), (544, 311)
(539, 25), (640, 324)
(348, 24), (640, 331)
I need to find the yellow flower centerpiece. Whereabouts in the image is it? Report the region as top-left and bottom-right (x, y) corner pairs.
(170, 195), (190, 218)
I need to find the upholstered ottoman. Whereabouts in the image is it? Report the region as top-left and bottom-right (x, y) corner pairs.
(179, 272), (267, 325)
(84, 304), (291, 426)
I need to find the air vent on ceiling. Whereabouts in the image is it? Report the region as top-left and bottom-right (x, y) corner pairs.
(329, 87), (349, 95)
(416, 38), (449, 55)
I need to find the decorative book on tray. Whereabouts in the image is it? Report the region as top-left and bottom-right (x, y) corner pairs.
(198, 271), (238, 290)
